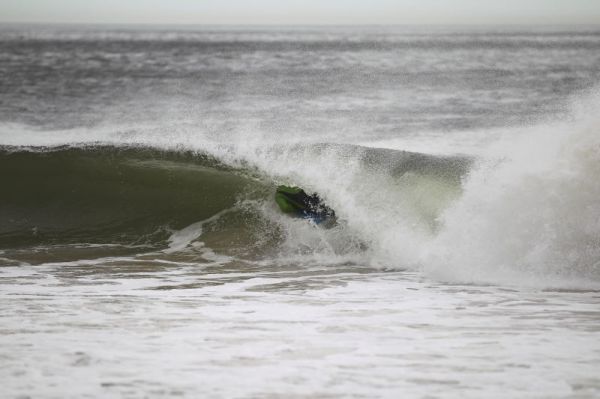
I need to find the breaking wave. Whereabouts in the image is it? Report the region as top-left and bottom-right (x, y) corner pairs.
(1, 91), (600, 289)
(0, 143), (468, 262)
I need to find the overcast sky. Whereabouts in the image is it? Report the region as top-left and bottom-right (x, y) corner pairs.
(1, 0), (599, 25)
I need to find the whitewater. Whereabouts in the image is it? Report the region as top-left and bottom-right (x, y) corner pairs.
(1, 25), (599, 398)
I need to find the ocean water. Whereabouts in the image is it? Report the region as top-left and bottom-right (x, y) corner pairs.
(1, 25), (600, 398)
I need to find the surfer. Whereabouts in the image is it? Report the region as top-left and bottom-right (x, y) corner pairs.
(275, 185), (337, 228)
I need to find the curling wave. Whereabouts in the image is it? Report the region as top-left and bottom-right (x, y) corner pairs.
(0, 143), (469, 252)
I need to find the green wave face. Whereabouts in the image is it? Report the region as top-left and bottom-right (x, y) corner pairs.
(0, 146), (259, 249)
(0, 143), (472, 266)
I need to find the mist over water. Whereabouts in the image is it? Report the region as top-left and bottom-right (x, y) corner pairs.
(425, 92), (600, 287)
(1, 25), (600, 398)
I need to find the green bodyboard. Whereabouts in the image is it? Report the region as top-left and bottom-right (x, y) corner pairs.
(275, 186), (306, 214)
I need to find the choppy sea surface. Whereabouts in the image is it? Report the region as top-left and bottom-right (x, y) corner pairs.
(1, 25), (600, 398)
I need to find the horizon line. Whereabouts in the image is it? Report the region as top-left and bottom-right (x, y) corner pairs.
(2, 21), (600, 28)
